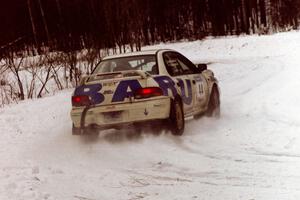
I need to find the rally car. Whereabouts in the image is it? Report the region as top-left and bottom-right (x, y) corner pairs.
(70, 49), (220, 136)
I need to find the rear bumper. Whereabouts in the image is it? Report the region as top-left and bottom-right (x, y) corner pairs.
(70, 97), (171, 129)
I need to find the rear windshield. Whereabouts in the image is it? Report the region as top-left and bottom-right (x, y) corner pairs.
(93, 55), (158, 75)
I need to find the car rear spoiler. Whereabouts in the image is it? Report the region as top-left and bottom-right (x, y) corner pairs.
(80, 70), (150, 85)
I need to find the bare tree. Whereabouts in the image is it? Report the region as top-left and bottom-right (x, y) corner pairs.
(83, 48), (100, 74)
(5, 52), (25, 100)
(24, 57), (39, 99)
(36, 55), (52, 98)
(63, 51), (80, 87)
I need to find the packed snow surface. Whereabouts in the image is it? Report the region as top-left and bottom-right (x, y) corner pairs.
(1, 31), (300, 200)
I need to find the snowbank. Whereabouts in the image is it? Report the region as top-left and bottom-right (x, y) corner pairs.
(1, 31), (300, 200)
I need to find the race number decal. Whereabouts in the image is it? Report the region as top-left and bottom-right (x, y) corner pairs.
(194, 76), (205, 100)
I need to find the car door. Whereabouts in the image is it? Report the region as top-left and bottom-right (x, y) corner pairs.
(162, 52), (194, 115)
(175, 53), (209, 112)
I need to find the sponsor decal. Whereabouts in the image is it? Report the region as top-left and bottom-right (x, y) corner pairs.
(112, 80), (142, 102)
(74, 76), (194, 105)
(74, 84), (104, 104)
(177, 78), (192, 105)
(153, 76), (178, 97)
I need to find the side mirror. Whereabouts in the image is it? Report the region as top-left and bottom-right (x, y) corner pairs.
(197, 64), (207, 73)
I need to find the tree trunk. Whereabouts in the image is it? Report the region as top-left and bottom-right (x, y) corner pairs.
(27, 0), (38, 47)
(37, 0), (51, 45)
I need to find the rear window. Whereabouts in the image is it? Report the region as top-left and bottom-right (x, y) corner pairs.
(93, 55), (158, 75)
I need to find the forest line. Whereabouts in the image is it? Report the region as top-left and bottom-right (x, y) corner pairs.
(0, 0), (299, 55)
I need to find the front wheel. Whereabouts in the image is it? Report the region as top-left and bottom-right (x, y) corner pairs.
(206, 86), (220, 117)
(168, 99), (184, 136)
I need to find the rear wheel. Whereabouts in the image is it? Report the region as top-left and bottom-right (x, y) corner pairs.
(206, 86), (220, 117)
(168, 99), (184, 136)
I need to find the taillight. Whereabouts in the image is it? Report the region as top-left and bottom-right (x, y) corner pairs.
(134, 87), (163, 99)
(72, 95), (91, 107)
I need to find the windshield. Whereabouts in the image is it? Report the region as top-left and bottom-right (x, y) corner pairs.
(93, 55), (158, 75)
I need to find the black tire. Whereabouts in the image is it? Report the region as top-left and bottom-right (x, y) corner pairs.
(168, 99), (185, 136)
(206, 86), (220, 117)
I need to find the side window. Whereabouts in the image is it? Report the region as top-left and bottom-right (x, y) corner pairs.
(163, 52), (183, 76)
(177, 54), (198, 74)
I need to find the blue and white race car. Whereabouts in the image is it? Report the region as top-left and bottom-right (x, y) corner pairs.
(71, 49), (220, 136)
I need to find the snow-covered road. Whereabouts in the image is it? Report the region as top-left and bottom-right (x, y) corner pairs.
(1, 31), (300, 200)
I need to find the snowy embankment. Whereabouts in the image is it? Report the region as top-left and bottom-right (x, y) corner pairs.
(1, 31), (300, 200)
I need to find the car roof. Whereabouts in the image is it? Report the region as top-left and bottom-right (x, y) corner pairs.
(102, 49), (172, 60)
